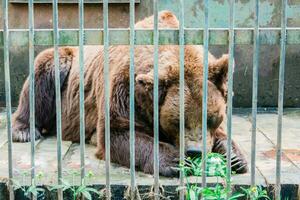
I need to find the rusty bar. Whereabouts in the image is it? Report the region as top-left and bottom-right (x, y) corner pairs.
(103, 0), (111, 198)
(276, 0), (287, 199)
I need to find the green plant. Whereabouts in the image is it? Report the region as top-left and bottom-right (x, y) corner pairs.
(179, 153), (241, 200)
(50, 170), (102, 200)
(11, 170), (45, 199)
(178, 153), (270, 200)
(198, 184), (244, 200)
(241, 186), (270, 200)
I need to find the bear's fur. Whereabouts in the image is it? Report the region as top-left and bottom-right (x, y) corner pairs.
(12, 11), (247, 176)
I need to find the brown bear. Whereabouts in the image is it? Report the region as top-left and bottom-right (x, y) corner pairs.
(12, 11), (247, 177)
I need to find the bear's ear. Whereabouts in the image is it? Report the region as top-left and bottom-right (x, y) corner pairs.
(135, 65), (177, 89)
(135, 10), (179, 29)
(209, 54), (232, 97)
(135, 72), (170, 106)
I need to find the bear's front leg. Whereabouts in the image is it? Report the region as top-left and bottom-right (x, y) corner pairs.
(211, 128), (248, 174)
(12, 48), (73, 142)
(12, 80), (42, 142)
(97, 130), (179, 177)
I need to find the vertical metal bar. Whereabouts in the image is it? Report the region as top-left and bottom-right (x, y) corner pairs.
(153, 0), (159, 199)
(78, 0), (85, 183)
(3, 0), (14, 199)
(52, 0), (63, 199)
(202, 0), (209, 187)
(276, 0), (287, 199)
(251, 0), (260, 187)
(28, 0), (36, 199)
(129, 0), (136, 197)
(179, 0), (185, 199)
(226, 0), (235, 196)
(103, 0), (111, 199)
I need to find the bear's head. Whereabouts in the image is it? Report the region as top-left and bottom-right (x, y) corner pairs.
(133, 10), (231, 155)
(135, 52), (230, 155)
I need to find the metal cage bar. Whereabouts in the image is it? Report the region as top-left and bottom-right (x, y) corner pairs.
(103, 0), (111, 198)
(226, 0), (235, 196)
(28, 0), (37, 199)
(78, 0), (86, 183)
(2, 28), (300, 46)
(10, 0), (141, 3)
(251, 0), (260, 187)
(52, 0), (63, 199)
(153, 0), (160, 199)
(179, 0), (185, 199)
(201, 0), (209, 187)
(3, 0), (14, 199)
(2, 1), (299, 199)
(129, 0), (136, 197)
(276, 0), (287, 199)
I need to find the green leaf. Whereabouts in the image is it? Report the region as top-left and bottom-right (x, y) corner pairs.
(188, 188), (197, 200)
(11, 179), (22, 190)
(50, 184), (67, 191)
(229, 193), (245, 200)
(258, 194), (271, 200)
(36, 187), (46, 192)
(84, 187), (101, 195)
(60, 179), (71, 188)
(76, 185), (86, 193)
(81, 190), (92, 200)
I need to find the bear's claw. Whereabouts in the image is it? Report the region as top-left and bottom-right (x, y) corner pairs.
(159, 157), (180, 177)
(230, 153), (248, 174)
(160, 166), (179, 177)
(12, 128), (41, 142)
(213, 139), (248, 174)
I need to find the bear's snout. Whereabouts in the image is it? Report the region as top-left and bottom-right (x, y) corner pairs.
(186, 145), (202, 158)
(185, 140), (203, 158)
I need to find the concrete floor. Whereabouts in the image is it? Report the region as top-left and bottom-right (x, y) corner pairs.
(0, 109), (299, 199)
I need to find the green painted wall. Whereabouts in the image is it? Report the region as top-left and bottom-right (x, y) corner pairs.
(0, 0), (300, 107)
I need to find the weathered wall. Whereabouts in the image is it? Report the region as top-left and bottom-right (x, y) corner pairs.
(0, 0), (300, 107)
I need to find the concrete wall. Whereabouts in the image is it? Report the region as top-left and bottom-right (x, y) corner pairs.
(0, 0), (300, 107)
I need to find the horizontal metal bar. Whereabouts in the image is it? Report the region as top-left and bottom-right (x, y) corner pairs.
(1, 28), (300, 46)
(10, 0), (140, 3)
